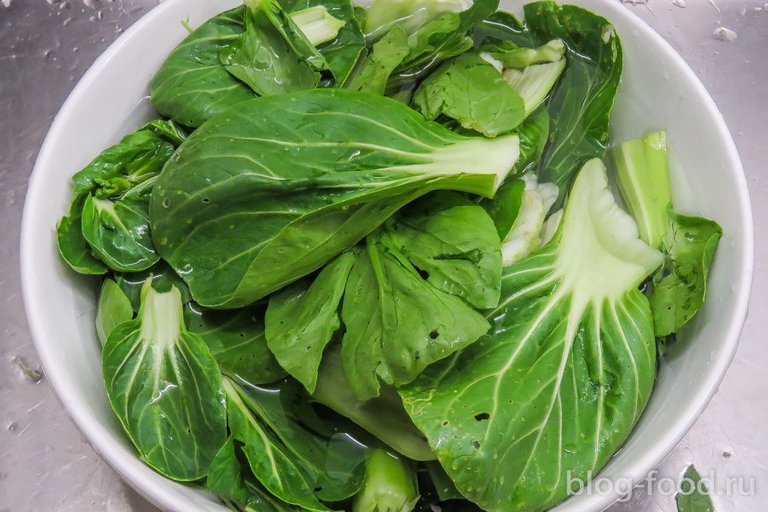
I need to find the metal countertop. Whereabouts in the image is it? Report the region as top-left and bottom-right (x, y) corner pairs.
(1, 1), (765, 510)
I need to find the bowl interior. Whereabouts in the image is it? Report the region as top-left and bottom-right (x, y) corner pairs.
(21, 1), (753, 511)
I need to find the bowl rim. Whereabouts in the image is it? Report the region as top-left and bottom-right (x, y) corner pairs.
(20, 0), (754, 511)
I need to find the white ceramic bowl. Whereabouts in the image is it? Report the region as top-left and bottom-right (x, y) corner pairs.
(21, 1), (753, 511)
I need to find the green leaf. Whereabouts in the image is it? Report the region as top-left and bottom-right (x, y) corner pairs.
(364, 0), (468, 37)
(185, 304), (287, 386)
(208, 437), (302, 512)
(56, 192), (107, 275)
(115, 262), (192, 312)
(341, 239), (490, 400)
(425, 461), (464, 502)
(412, 53), (525, 137)
(392, 0), (499, 82)
(225, 377), (366, 509)
(102, 282), (227, 481)
(282, 0), (366, 84)
(151, 89), (519, 308)
(651, 212), (722, 337)
(150, 6), (256, 127)
(379, 192), (502, 309)
(524, 2), (623, 205)
(220, 0), (320, 97)
(71, 127), (176, 197)
(312, 345), (435, 462)
(141, 119), (189, 146)
(512, 105), (550, 175)
(676, 465), (715, 512)
(96, 279), (134, 346)
(81, 177), (159, 272)
(399, 159), (663, 512)
(265, 251), (356, 393)
(346, 24), (410, 95)
(471, 10), (535, 48)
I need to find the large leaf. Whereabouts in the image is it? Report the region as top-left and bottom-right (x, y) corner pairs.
(399, 160), (663, 512)
(102, 282), (227, 481)
(651, 212), (722, 337)
(412, 53), (525, 137)
(81, 177), (159, 272)
(151, 89), (519, 308)
(150, 7), (255, 127)
(524, 2), (623, 204)
(265, 251), (356, 393)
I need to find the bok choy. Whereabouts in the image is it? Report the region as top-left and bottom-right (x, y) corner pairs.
(56, 1), (723, 511)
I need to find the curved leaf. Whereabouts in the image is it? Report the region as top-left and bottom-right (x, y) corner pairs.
(341, 239), (490, 400)
(413, 53), (525, 137)
(265, 251), (356, 393)
(399, 160), (662, 511)
(151, 89), (519, 308)
(150, 7), (255, 127)
(651, 212), (722, 336)
(102, 283), (227, 481)
(81, 178), (159, 272)
(96, 278), (134, 346)
(57, 192), (107, 275)
(524, 2), (623, 204)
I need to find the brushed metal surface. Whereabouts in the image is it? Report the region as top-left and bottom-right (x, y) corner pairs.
(0, 1), (765, 511)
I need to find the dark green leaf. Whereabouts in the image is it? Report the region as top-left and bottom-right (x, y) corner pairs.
(471, 10), (535, 48)
(399, 160), (662, 512)
(676, 465), (715, 512)
(208, 437), (300, 512)
(341, 239), (490, 400)
(95, 278), (134, 346)
(425, 461), (464, 502)
(282, 0), (366, 84)
(394, 0), (499, 80)
(524, 2), (623, 205)
(71, 127), (175, 197)
(141, 118), (189, 146)
(265, 251), (356, 393)
(102, 282), (227, 481)
(346, 24), (410, 95)
(115, 262), (191, 312)
(150, 6), (256, 127)
(379, 192), (502, 309)
(185, 304), (287, 386)
(81, 177), (159, 272)
(151, 89), (519, 308)
(412, 53), (525, 137)
(220, 0), (320, 96)
(56, 192), (107, 275)
(224, 377), (365, 509)
(651, 212), (722, 337)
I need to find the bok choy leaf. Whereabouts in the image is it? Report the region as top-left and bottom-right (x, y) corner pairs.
(101, 281), (227, 481)
(151, 89), (519, 308)
(399, 159), (663, 512)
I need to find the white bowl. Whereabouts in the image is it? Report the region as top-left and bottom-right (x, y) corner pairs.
(20, 0), (753, 511)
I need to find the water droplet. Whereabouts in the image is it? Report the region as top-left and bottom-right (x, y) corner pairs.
(712, 27), (737, 43)
(1, 0), (12, 8)
(672, 0), (686, 7)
